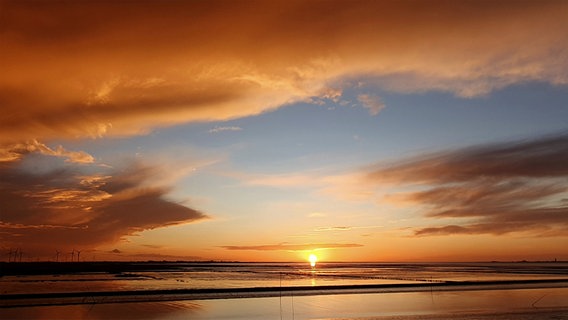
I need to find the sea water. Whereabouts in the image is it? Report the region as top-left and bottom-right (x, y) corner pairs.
(2, 262), (567, 295)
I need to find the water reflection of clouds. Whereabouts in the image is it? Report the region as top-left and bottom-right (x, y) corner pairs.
(4, 288), (566, 319)
(0, 301), (202, 320)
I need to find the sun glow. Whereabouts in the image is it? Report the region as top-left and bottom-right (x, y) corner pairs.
(309, 254), (318, 268)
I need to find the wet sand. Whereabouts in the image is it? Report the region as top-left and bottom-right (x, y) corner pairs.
(1, 287), (567, 319)
(2, 279), (568, 308)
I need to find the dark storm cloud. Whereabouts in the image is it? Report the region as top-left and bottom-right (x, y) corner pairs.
(368, 133), (568, 236)
(0, 160), (208, 255)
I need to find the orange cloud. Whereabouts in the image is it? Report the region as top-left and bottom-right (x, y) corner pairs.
(314, 225), (383, 232)
(0, 140), (94, 163)
(1, 1), (567, 145)
(220, 243), (363, 251)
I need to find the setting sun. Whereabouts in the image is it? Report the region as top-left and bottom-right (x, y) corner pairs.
(309, 254), (318, 268)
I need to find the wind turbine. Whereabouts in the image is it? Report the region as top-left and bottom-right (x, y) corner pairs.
(70, 249), (75, 262)
(13, 248), (20, 262)
(55, 250), (61, 262)
(8, 248), (13, 262)
(76, 250), (81, 262)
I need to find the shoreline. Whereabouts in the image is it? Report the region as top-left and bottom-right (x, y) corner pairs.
(2, 260), (567, 276)
(2, 278), (568, 308)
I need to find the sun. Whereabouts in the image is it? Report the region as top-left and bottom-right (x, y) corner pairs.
(309, 254), (318, 268)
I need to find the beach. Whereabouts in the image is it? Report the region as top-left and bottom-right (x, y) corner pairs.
(1, 286), (567, 319)
(1, 262), (567, 319)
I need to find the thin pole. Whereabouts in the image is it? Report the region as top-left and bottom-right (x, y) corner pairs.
(279, 272), (283, 320)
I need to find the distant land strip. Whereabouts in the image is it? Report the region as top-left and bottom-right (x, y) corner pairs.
(2, 279), (568, 308)
(1, 261), (567, 276)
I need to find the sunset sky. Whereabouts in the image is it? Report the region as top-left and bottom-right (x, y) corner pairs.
(1, 0), (567, 262)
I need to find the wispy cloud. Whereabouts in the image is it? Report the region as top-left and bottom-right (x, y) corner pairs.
(94, 249), (202, 261)
(314, 226), (352, 231)
(220, 243), (363, 251)
(366, 133), (568, 236)
(208, 126), (243, 134)
(307, 212), (327, 218)
(244, 173), (321, 188)
(357, 94), (385, 116)
(314, 225), (383, 232)
(0, 140), (94, 163)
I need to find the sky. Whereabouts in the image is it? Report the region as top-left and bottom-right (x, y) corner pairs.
(1, 0), (567, 262)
